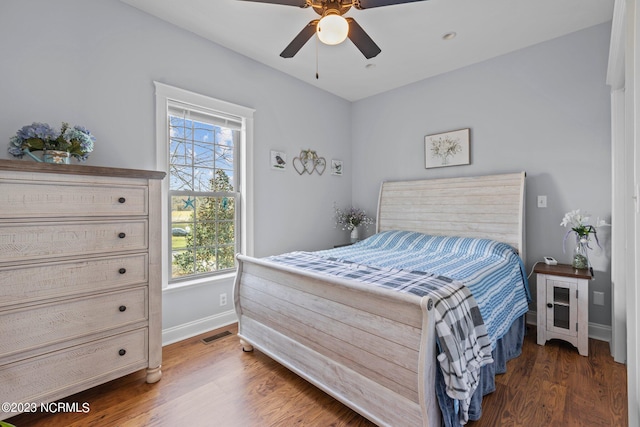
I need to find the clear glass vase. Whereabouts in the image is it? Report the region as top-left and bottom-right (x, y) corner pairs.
(572, 240), (589, 269)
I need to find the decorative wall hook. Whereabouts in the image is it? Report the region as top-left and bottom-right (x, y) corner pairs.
(292, 149), (326, 176)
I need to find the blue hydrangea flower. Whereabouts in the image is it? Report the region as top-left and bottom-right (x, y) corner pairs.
(8, 121), (96, 162)
(8, 135), (26, 157)
(16, 122), (59, 142)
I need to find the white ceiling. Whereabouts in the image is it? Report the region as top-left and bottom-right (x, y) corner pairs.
(121, 0), (614, 101)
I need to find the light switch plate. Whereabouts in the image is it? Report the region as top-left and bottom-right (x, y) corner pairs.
(537, 195), (547, 208)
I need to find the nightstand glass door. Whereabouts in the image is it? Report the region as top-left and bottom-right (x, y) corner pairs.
(546, 279), (578, 337)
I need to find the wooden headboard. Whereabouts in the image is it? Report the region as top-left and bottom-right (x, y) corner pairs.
(376, 172), (526, 261)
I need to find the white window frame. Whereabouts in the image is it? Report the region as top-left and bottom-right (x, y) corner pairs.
(155, 82), (254, 289)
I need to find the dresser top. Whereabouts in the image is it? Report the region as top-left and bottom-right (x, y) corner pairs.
(0, 158), (165, 180)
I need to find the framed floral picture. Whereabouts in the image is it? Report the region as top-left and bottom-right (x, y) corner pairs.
(424, 128), (470, 169)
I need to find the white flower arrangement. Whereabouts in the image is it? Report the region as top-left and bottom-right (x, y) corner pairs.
(560, 209), (608, 246)
(430, 135), (462, 165)
(334, 205), (374, 231)
(561, 209), (609, 269)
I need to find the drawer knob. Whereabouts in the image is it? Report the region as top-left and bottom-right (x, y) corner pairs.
(118, 232), (126, 239)
(118, 197), (126, 204)
(547, 303), (553, 308)
(119, 305), (127, 312)
(119, 349), (126, 356)
(119, 268), (127, 274)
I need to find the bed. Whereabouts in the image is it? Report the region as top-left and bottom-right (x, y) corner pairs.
(233, 172), (528, 426)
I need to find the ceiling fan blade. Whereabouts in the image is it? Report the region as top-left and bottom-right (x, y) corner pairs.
(280, 20), (319, 58)
(239, 0), (308, 7)
(354, 0), (427, 9)
(345, 18), (381, 59)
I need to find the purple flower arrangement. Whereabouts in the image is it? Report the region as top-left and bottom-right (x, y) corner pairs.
(8, 122), (96, 161)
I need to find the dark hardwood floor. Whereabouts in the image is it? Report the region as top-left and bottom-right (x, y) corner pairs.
(6, 324), (627, 427)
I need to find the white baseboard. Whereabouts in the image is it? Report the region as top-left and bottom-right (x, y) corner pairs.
(162, 310), (238, 346)
(587, 321), (612, 343)
(526, 310), (611, 343)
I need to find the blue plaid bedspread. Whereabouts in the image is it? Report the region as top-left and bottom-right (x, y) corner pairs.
(316, 230), (531, 347)
(266, 250), (494, 422)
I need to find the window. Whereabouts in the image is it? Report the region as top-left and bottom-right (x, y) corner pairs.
(168, 103), (239, 280)
(155, 83), (254, 286)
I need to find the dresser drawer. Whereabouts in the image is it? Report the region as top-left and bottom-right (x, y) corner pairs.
(0, 328), (148, 409)
(0, 181), (148, 219)
(0, 287), (147, 361)
(0, 220), (147, 263)
(0, 254), (148, 308)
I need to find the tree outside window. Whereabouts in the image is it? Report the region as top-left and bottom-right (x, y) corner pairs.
(168, 113), (239, 281)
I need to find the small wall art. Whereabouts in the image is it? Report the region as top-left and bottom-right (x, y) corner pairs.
(331, 159), (343, 176)
(292, 149), (326, 175)
(270, 150), (287, 171)
(424, 128), (470, 169)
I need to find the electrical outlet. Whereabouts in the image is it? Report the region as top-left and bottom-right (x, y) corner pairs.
(537, 195), (547, 208)
(219, 293), (227, 306)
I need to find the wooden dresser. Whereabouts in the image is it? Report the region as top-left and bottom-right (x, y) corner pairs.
(0, 159), (165, 420)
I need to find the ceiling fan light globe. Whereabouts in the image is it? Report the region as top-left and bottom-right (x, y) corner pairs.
(317, 15), (349, 45)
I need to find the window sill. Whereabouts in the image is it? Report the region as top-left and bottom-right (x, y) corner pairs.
(163, 271), (236, 293)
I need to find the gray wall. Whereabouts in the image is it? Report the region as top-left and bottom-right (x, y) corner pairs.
(0, 0), (354, 257)
(351, 23), (613, 326)
(0, 0), (353, 340)
(0, 0), (614, 335)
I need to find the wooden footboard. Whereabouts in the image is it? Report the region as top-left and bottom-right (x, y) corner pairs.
(234, 254), (441, 427)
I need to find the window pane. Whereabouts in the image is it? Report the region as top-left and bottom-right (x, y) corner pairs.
(218, 169), (235, 190)
(193, 167), (216, 192)
(217, 246), (236, 270)
(213, 169), (234, 191)
(218, 221), (235, 242)
(218, 198), (234, 220)
(170, 165), (193, 191)
(172, 249), (194, 278)
(170, 139), (189, 165)
(171, 222), (191, 250)
(215, 145), (234, 169)
(193, 122), (214, 143)
(171, 196), (195, 221)
(195, 142), (215, 166)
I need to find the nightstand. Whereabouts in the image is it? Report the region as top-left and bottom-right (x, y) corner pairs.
(534, 263), (591, 356)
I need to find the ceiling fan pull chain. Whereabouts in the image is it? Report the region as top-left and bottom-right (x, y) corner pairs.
(315, 33), (319, 79)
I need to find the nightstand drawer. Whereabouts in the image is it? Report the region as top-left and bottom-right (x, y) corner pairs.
(0, 287), (147, 361)
(0, 220), (148, 263)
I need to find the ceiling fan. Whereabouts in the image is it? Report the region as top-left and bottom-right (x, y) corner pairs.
(240, 0), (428, 59)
